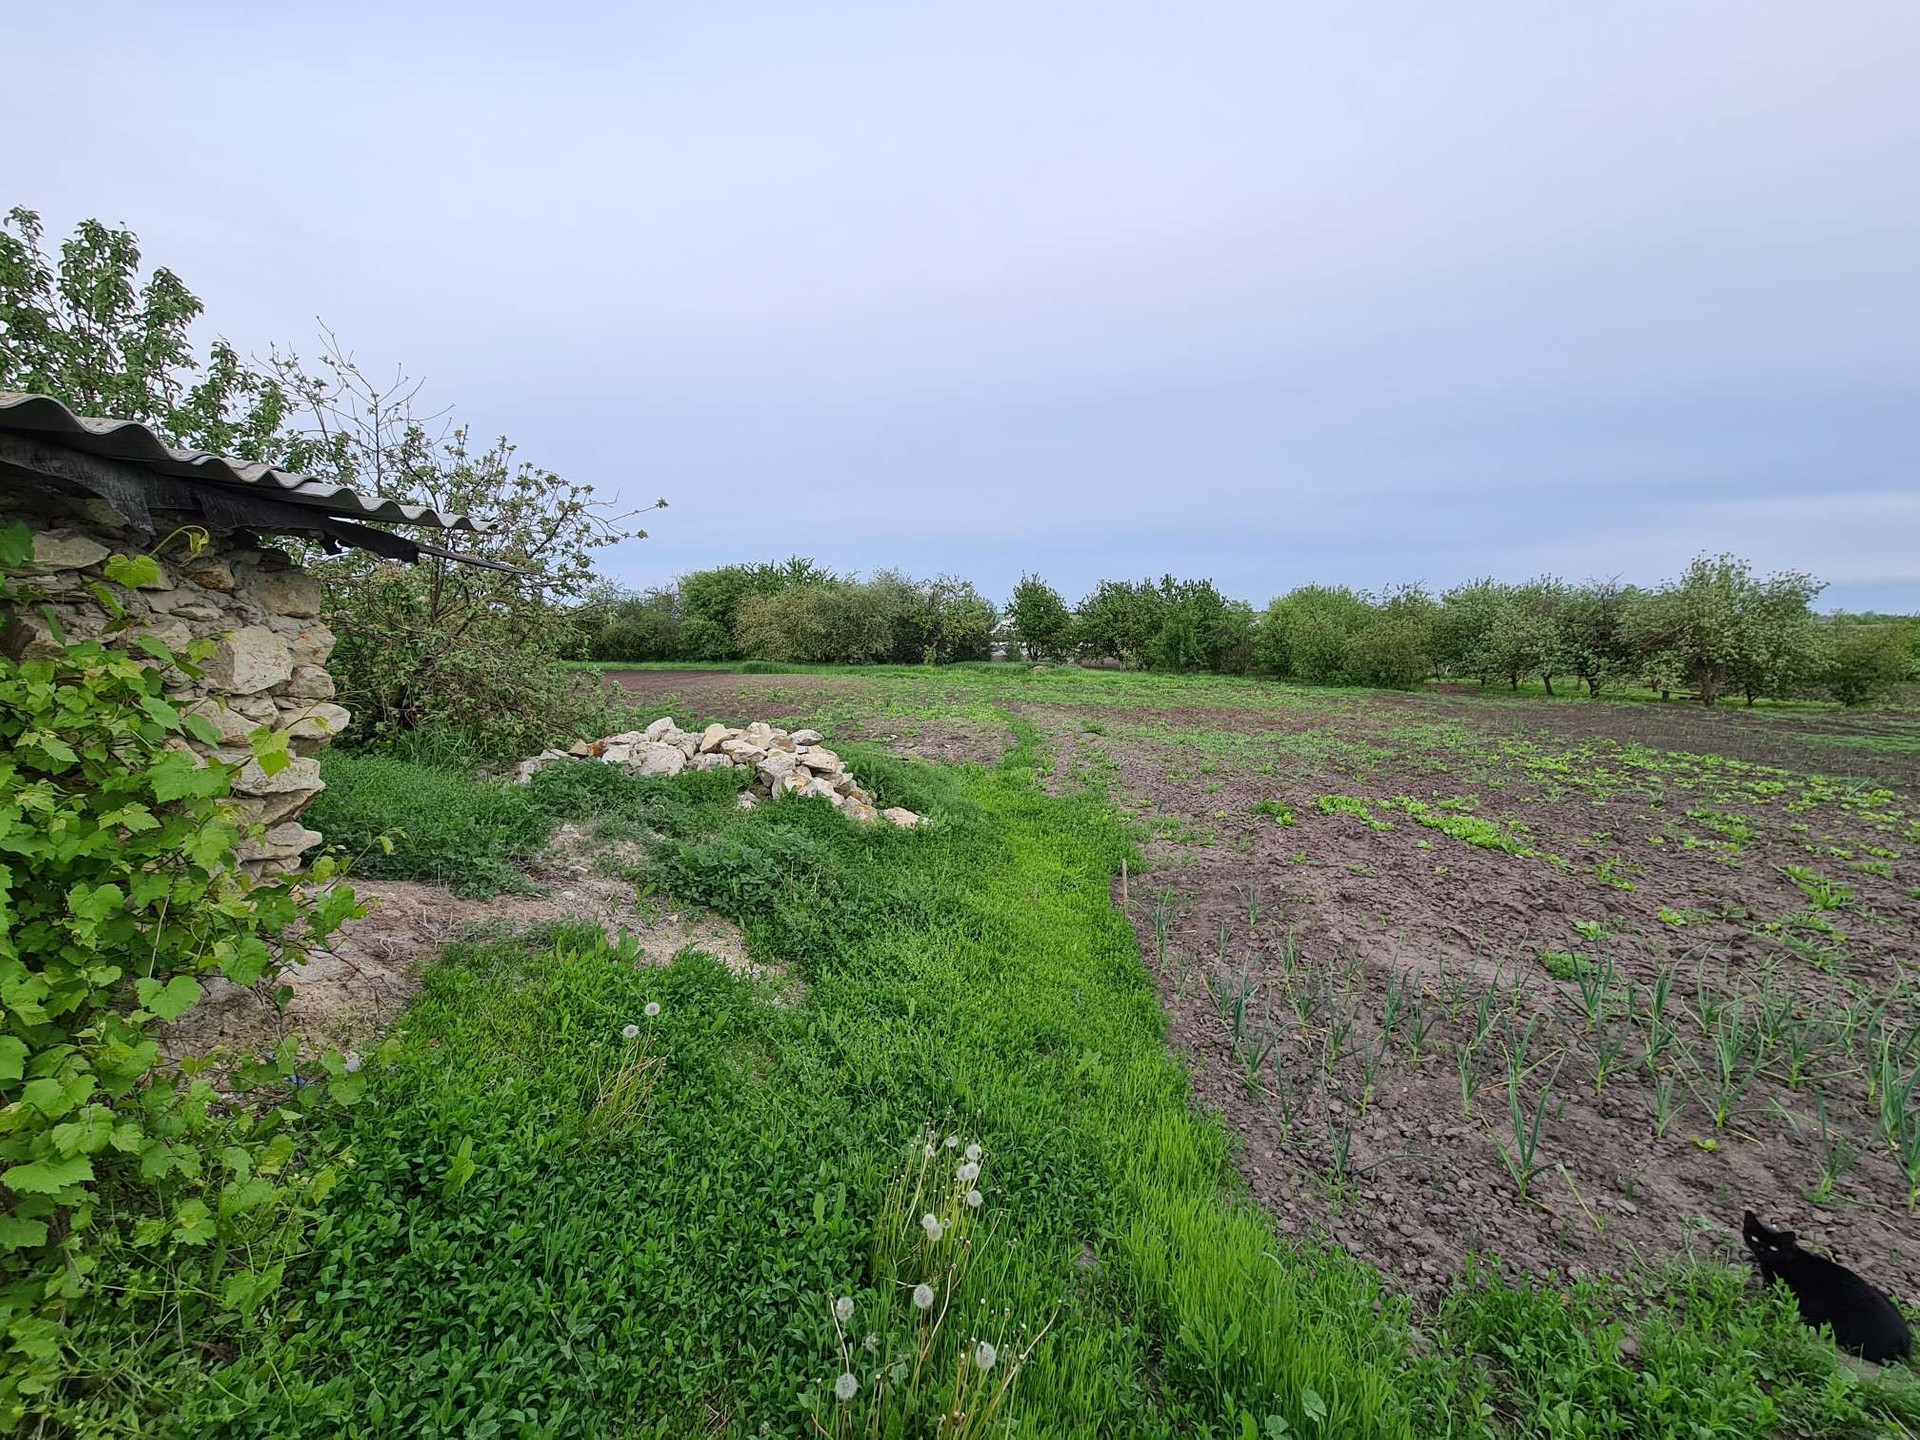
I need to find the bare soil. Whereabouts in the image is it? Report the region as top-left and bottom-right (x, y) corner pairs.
(1042, 693), (1920, 1306)
(167, 821), (762, 1062)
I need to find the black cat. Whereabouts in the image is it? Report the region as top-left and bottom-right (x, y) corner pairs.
(1743, 1210), (1912, 1364)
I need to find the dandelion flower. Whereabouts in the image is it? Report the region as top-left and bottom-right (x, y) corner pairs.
(920, 1213), (944, 1242)
(964, 1143), (982, 1162)
(956, 1161), (979, 1184)
(834, 1295), (855, 1324)
(912, 1283), (936, 1310)
(974, 1340), (997, 1371)
(834, 1371), (859, 1402)
(944, 1135), (959, 1149)
(621, 1023), (640, 1040)
(966, 1189), (983, 1209)
(644, 1001), (661, 1019)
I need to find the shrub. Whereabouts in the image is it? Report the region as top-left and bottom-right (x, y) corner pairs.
(1825, 620), (1914, 705)
(0, 529), (361, 1426)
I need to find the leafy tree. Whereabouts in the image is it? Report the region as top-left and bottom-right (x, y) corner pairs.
(264, 341), (661, 758)
(1824, 618), (1913, 705)
(1731, 570), (1825, 705)
(1075, 579), (1162, 668)
(679, 557), (833, 656)
(1433, 579), (1509, 686)
(0, 207), (288, 458)
(1007, 573), (1072, 660)
(1256, 586), (1370, 684)
(1349, 585), (1436, 688)
(1554, 579), (1635, 696)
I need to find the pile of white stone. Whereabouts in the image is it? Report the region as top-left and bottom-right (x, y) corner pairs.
(512, 716), (922, 827)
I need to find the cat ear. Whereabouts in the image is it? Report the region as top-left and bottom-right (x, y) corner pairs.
(1778, 1230), (1796, 1246)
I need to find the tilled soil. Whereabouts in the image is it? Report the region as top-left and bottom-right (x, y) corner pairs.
(595, 670), (1920, 1308)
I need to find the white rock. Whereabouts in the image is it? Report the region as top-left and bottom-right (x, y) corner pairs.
(803, 776), (837, 800)
(799, 746), (842, 774)
(601, 743), (635, 766)
(844, 799), (880, 823)
(287, 664), (336, 699)
(183, 699), (260, 745)
(289, 624), (336, 669)
(698, 723), (731, 753)
(280, 702), (352, 743)
(204, 627), (294, 694)
(831, 771), (862, 795)
(27, 529), (110, 571)
(236, 821), (321, 864)
(634, 742), (686, 776)
(230, 754), (323, 798)
(780, 772), (809, 796)
(644, 716), (677, 741)
(238, 566), (323, 618)
(882, 807), (921, 829)
(736, 791), (760, 810)
(720, 738), (766, 764)
(757, 751), (799, 787)
(692, 752), (735, 772)
(790, 728), (824, 745)
(602, 731), (646, 747)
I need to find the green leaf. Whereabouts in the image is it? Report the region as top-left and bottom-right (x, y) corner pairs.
(0, 522), (31, 569)
(50, 1107), (114, 1156)
(0, 1037), (24, 1083)
(326, 1070), (367, 1107)
(249, 726), (292, 778)
(0, 1214), (49, 1250)
(183, 713), (224, 746)
(149, 751), (226, 802)
(172, 1198), (214, 1246)
(3, 1154), (94, 1195)
(135, 973), (202, 1022)
(219, 935), (272, 988)
(1300, 1389), (1327, 1426)
(104, 553), (160, 589)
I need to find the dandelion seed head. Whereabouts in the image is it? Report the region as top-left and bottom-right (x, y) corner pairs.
(920, 1213), (944, 1241)
(956, 1161), (979, 1184)
(834, 1295), (855, 1324)
(964, 1143), (982, 1162)
(966, 1189), (983, 1209)
(834, 1371), (859, 1402)
(974, 1340), (997, 1371)
(943, 1135), (959, 1149)
(621, 1024), (640, 1040)
(863, 1333), (879, 1352)
(913, 1283), (935, 1310)
(644, 1001), (661, 1019)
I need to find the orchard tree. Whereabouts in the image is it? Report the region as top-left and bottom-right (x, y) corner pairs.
(1434, 579), (1508, 685)
(1824, 619), (1913, 705)
(1007, 573), (1072, 659)
(1075, 579), (1162, 668)
(1554, 578), (1635, 697)
(1731, 569), (1826, 705)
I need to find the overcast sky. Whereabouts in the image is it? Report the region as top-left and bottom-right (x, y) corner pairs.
(15, 2), (1920, 610)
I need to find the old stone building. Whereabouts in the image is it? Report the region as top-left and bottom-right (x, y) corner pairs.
(0, 391), (502, 868)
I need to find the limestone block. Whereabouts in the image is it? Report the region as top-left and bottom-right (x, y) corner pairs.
(205, 626), (294, 694)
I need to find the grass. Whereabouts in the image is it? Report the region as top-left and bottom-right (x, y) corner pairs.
(78, 669), (1920, 1435)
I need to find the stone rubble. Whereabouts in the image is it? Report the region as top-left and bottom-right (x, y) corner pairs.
(511, 717), (922, 827)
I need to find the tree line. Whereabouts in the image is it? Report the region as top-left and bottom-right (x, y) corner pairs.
(579, 556), (1917, 707)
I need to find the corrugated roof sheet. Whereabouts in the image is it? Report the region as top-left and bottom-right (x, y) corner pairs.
(0, 391), (486, 531)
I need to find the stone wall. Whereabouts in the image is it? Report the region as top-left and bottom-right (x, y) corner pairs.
(0, 486), (347, 870)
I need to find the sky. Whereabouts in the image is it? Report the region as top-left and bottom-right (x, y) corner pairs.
(13, 2), (1920, 611)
